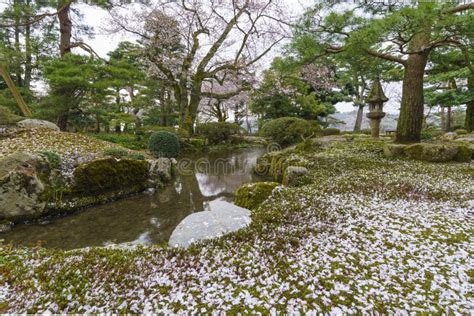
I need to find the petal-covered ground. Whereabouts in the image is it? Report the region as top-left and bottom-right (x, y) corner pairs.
(1, 140), (473, 313)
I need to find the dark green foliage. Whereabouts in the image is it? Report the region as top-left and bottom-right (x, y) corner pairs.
(37, 151), (61, 170)
(260, 117), (314, 146)
(128, 153), (145, 160)
(320, 128), (341, 136)
(91, 133), (148, 150)
(103, 148), (129, 159)
(0, 105), (22, 125)
(72, 158), (148, 194)
(196, 122), (241, 145)
(148, 131), (180, 158)
(420, 129), (433, 140)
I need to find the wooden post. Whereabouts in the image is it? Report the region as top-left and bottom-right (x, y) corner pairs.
(0, 65), (32, 117)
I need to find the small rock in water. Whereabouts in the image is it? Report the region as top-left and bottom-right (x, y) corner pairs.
(168, 200), (251, 248)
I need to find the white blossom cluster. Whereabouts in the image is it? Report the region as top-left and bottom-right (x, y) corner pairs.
(1, 140), (472, 313)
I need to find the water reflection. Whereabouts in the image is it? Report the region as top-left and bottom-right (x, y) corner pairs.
(2, 147), (267, 250)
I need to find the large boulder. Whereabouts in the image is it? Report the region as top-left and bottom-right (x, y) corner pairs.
(0, 152), (51, 222)
(17, 119), (60, 131)
(282, 166), (309, 186)
(169, 200), (251, 248)
(404, 143), (472, 162)
(383, 144), (407, 158)
(235, 182), (280, 210)
(71, 158), (149, 194)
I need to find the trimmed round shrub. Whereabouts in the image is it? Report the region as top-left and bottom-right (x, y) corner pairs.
(260, 117), (314, 146)
(148, 131), (180, 158)
(196, 122), (241, 145)
(320, 128), (341, 136)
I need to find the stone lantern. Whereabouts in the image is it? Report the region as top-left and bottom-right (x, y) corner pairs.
(366, 78), (388, 138)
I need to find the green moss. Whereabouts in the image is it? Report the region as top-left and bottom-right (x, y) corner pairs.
(454, 145), (472, 162)
(405, 143), (471, 163)
(72, 158), (148, 195)
(235, 182), (280, 210)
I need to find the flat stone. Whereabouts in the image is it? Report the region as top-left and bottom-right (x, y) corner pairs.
(17, 119), (60, 131)
(168, 200), (251, 248)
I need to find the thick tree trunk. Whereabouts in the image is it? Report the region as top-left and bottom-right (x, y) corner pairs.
(57, 111), (69, 131)
(354, 105), (364, 132)
(180, 82), (202, 135)
(58, 2), (72, 57)
(395, 53), (429, 143)
(465, 75), (474, 132)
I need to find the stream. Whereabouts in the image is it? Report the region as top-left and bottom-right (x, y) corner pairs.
(2, 147), (267, 250)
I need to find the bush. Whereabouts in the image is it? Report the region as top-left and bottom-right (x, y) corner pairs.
(320, 128), (341, 136)
(455, 129), (468, 135)
(420, 129), (433, 140)
(0, 105), (22, 126)
(260, 117), (314, 146)
(148, 131), (181, 158)
(37, 150), (61, 169)
(103, 148), (129, 159)
(196, 122), (241, 145)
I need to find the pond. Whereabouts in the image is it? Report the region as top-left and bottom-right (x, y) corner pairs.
(2, 147), (268, 250)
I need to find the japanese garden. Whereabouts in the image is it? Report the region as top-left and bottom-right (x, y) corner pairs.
(0, 0), (473, 313)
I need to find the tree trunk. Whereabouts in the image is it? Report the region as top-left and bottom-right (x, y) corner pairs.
(465, 75), (474, 132)
(395, 52), (429, 143)
(58, 2), (72, 57)
(440, 106), (446, 132)
(180, 82), (202, 135)
(446, 106), (452, 132)
(24, 0), (32, 88)
(57, 111), (69, 131)
(354, 105), (364, 132)
(13, 0), (22, 87)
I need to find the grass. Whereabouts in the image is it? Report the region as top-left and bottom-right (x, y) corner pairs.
(1, 138), (472, 313)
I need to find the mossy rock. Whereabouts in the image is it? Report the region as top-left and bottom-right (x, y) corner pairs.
(72, 158), (148, 194)
(282, 166), (309, 186)
(234, 182), (280, 210)
(404, 143), (471, 163)
(383, 144), (407, 158)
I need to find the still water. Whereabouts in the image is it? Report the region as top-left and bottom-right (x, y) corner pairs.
(2, 147), (267, 250)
